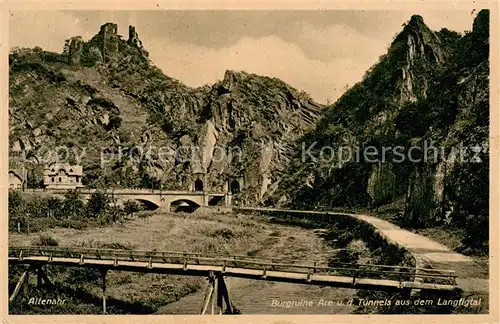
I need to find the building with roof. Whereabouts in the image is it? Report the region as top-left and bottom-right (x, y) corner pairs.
(8, 170), (24, 190)
(43, 164), (84, 189)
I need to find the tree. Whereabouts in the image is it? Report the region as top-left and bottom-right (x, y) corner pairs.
(46, 196), (63, 219)
(446, 153), (488, 253)
(26, 165), (44, 189)
(8, 191), (26, 232)
(63, 190), (85, 219)
(123, 200), (139, 218)
(86, 191), (109, 218)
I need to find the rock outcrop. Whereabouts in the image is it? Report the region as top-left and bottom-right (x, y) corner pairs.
(269, 10), (489, 250)
(9, 23), (322, 203)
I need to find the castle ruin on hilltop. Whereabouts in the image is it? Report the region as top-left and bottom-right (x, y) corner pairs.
(64, 22), (148, 65)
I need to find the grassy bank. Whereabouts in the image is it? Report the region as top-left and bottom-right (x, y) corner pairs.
(9, 210), (264, 314)
(9, 209), (342, 314)
(10, 208), (486, 315)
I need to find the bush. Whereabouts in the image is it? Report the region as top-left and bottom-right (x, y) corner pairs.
(31, 234), (59, 246)
(66, 268), (102, 286)
(210, 228), (235, 240)
(334, 248), (358, 264)
(58, 218), (88, 230)
(124, 200), (140, 217)
(323, 225), (355, 247)
(27, 217), (58, 232)
(104, 112), (122, 131)
(100, 242), (135, 250)
(108, 205), (125, 223)
(74, 239), (136, 250)
(137, 211), (154, 219)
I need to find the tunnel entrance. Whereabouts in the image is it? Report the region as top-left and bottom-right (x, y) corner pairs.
(194, 179), (204, 192)
(230, 179), (240, 194)
(208, 195), (225, 206)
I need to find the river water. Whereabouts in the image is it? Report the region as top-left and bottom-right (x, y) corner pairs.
(158, 276), (356, 314)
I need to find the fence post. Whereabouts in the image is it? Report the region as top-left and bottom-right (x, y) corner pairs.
(100, 269), (108, 314)
(201, 272), (215, 315)
(9, 269), (29, 303)
(352, 270), (358, 286)
(23, 271), (29, 297)
(36, 266), (43, 288)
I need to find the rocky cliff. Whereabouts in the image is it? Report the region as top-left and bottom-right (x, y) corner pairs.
(9, 23), (322, 202)
(267, 11), (489, 251)
(9, 12), (489, 251)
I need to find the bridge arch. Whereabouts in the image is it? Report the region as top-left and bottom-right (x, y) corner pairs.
(134, 198), (160, 210)
(112, 197), (160, 210)
(170, 199), (201, 213)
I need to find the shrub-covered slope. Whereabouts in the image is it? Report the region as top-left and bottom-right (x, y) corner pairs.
(267, 11), (489, 252)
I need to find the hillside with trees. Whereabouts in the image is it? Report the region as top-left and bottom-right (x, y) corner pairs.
(266, 11), (490, 254)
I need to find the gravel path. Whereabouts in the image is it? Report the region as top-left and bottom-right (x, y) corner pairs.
(352, 213), (489, 293)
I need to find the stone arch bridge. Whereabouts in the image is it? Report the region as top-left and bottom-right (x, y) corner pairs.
(24, 188), (232, 209)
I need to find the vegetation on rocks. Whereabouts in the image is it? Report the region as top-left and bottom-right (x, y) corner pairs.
(9, 13), (489, 254)
(7, 12), (490, 316)
(267, 11), (490, 255)
(9, 23), (321, 203)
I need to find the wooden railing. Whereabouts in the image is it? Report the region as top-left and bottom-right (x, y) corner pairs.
(9, 246), (458, 286)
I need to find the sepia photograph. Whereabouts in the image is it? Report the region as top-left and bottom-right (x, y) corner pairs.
(5, 7), (493, 318)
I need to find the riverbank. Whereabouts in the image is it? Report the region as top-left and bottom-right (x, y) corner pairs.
(235, 207), (489, 314)
(9, 210), (357, 314)
(10, 207), (488, 314)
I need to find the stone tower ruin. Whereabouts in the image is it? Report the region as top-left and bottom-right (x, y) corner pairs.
(98, 22), (119, 62)
(67, 36), (84, 65)
(128, 25), (149, 57)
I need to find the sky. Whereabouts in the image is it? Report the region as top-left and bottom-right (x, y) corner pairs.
(9, 10), (476, 103)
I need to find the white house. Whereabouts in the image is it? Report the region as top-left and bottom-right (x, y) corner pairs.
(44, 164), (84, 189)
